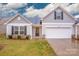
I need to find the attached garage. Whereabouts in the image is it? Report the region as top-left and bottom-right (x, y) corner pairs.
(42, 6), (75, 39)
(45, 27), (72, 38)
(42, 23), (74, 39)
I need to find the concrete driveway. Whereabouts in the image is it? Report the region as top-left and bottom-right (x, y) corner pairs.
(46, 39), (79, 56)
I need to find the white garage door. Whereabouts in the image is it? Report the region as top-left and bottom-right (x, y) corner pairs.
(45, 27), (72, 38)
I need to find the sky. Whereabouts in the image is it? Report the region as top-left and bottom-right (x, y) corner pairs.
(0, 3), (79, 19)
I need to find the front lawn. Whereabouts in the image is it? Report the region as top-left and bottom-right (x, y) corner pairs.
(0, 38), (56, 56)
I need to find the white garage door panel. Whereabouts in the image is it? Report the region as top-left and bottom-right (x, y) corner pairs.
(45, 27), (72, 38)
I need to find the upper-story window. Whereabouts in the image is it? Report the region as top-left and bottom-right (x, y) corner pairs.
(54, 9), (63, 20)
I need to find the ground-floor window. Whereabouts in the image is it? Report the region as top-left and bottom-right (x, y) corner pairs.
(12, 26), (27, 35)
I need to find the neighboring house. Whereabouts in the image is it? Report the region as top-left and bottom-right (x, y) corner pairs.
(0, 5), (79, 39)
(42, 6), (75, 39)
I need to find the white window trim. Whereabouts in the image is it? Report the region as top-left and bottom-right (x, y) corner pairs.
(12, 26), (26, 35)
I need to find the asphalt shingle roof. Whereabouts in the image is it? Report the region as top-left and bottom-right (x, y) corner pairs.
(25, 15), (41, 24)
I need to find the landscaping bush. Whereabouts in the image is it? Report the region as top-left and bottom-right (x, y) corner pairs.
(17, 35), (21, 39)
(26, 35), (31, 40)
(8, 35), (12, 39)
(21, 35), (26, 40)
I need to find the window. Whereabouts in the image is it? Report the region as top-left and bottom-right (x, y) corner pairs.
(12, 26), (18, 35)
(54, 10), (63, 20)
(12, 26), (27, 35)
(20, 26), (27, 35)
(20, 26), (24, 34)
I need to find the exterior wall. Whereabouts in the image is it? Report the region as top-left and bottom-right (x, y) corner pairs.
(77, 26), (79, 35)
(72, 24), (76, 38)
(32, 27), (35, 37)
(43, 8), (75, 23)
(40, 26), (42, 37)
(6, 24), (12, 36)
(6, 23), (32, 39)
(27, 24), (32, 39)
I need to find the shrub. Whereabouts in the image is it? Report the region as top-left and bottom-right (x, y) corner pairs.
(17, 35), (21, 39)
(21, 35), (26, 40)
(26, 35), (31, 40)
(8, 35), (12, 39)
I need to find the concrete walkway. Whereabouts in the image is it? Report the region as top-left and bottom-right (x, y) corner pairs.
(46, 39), (79, 56)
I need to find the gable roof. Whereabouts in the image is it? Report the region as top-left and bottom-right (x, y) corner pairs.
(5, 13), (32, 24)
(43, 6), (75, 20)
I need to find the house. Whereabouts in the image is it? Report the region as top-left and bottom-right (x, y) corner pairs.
(42, 6), (75, 39)
(0, 5), (78, 39)
(4, 13), (42, 39)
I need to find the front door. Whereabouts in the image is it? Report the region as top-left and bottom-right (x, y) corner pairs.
(35, 27), (40, 36)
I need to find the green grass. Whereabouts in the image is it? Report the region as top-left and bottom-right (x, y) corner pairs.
(0, 36), (56, 56)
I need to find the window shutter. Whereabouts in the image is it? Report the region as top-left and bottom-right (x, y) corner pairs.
(61, 12), (63, 20)
(25, 26), (27, 35)
(54, 11), (56, 20)
(12, 26), (14, 35)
